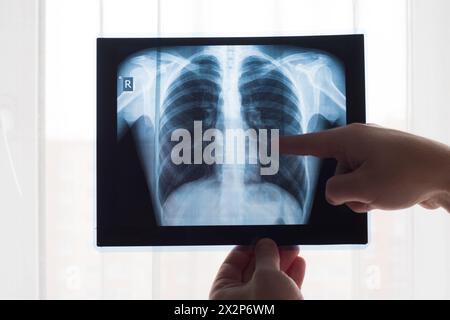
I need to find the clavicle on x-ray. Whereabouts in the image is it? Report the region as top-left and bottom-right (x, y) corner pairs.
(117, 45), (346, 226)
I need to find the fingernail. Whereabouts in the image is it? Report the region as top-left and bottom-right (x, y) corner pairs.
(256, 238), (276, 250)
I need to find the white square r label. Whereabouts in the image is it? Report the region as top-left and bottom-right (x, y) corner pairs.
(123, 77), (133, 91)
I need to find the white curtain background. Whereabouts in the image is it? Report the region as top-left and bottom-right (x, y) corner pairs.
(0, 0), (449, 299)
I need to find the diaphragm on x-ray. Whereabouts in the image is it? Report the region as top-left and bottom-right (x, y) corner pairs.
(117, 45), (346, 226)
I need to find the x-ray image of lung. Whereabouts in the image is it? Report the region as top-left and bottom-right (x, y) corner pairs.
(117, 45), (346, 226)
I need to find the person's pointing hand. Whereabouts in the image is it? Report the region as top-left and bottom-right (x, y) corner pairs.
(280, 124), (450, 213)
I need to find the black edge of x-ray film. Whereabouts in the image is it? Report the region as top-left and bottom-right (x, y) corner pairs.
(97, 35), (367, 246)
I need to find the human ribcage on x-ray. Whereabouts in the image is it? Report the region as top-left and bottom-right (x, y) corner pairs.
(158, 55), (223, 205)
(117, 45), (346, 226)
(239, 56), (307, 222)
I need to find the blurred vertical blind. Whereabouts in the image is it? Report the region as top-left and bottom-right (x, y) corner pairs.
(37, 0), (450, 299)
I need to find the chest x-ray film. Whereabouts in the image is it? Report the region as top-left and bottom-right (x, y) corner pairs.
(97, 36), (368, 246)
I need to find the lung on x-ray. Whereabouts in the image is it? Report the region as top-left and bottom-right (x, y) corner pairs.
(117, 44), (346, 226)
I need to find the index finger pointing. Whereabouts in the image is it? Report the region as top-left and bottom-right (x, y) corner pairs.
(279, 127), (345, 159)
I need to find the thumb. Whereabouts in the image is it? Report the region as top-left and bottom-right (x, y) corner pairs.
(254, 238), (280, 271)
(325, 169), (371, 206)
